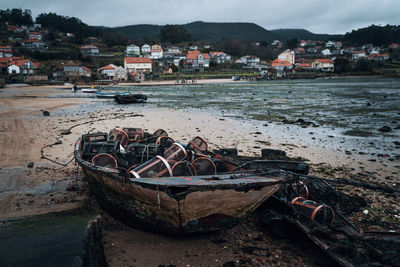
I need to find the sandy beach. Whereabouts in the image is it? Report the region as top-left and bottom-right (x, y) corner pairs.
(1, 82), (399, 266)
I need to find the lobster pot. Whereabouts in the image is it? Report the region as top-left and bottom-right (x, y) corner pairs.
(291, 197), (334, 225)
(108, 129), (129, 147)
(126, 143), (160, 163)
(163, 143), (187, 162)
(212, 159), (228, 173)
(82, 141), (120, 160)
(187, 136), (208, 152)
(92, 153), (118, 169)
(192, 157), (217, 175)
(81, 132), (107, 144)
(172, 161), (197, 176)
(130, 155), (172, 178)
(122, 128), (144, 142)
(156, 136), (175, 148)
(152, 129), (168, 137)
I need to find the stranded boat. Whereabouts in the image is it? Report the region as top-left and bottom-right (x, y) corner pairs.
(114, 94), (148, 104)
(74, 128), (293, 234)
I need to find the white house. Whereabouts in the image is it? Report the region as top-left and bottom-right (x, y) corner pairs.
(8, 59), (38, 75)
(126, 44), (140, 56)
(321, 49), (332, 56)
(352, 51), (366, 61)
(278, 50), (295, 65)
(141, 44), (151, 54)
(311, 59), (334, 72)
(124, 57), (152, 73)
(100, 64), (117, 79)
(150, 45), (163, 59)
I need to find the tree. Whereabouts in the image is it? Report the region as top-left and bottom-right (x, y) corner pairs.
(160, 25), (192, 44)
(0, 8), (33, 25)
(286, 38), (298, 49)
(169, 64), (178, 73)
(334, 58), (352, 73)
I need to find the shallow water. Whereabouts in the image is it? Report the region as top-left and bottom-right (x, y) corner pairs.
(52, 78), (400, 162)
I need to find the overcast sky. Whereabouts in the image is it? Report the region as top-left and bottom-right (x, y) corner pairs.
(1, 0), (399, 34)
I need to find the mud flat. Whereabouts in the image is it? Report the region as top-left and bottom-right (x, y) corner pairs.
(0, 83), (399, 266)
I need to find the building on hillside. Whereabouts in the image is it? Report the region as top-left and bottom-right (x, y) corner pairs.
(214, 53), (232, 65)
(8, 59), (39, 75)
(236, 55), (261, 69)
(141, 44), (151, 55)
(271, 59), (293, 71)
(124, 57), (152, 74)
(294, 47), (305, 56)
(321, 49), (332, 56)
(278, 50), (295, 65)
(389, 43), (399, 49)
(150, 45), (163, 59)
(164, 46), (182, 55)
(80, 45), (99, 56)
(21, 39), (47, 50)
(184, 51), (210, 69)
(63, 62), (91, 77)
(311, 59), (334, 72)
(126, 44), (141, 57)
(99, 64), (127, 80)
(28, 32), (43, 40)
(352, 51), (366, 61)
(0, 46), (13, 57)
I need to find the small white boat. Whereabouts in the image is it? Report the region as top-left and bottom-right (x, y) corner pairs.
(81, 88), (97, 93)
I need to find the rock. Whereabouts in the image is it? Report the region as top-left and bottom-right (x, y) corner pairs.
(379, 126), (392, 132)
(61, 129), (72, 135)
(261, 149), (286, 159)
(27, 162), (34, 168)
(43, 110), (50, 116)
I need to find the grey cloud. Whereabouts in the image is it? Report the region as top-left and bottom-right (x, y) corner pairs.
(0, 0), (399, 33)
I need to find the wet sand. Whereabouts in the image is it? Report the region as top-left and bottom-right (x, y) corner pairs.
(1, 84), (399, 266)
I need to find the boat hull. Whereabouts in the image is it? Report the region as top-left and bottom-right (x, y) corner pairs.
(75, 140), (284, 234)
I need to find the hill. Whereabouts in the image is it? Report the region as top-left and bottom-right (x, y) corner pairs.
(112, 21), (280, 42)
(271, 29), (342, 41)
(342, 24), (400, 46)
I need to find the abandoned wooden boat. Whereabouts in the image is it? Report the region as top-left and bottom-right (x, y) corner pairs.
(114, 94), (147, 104)
(74, 130), (292, 234)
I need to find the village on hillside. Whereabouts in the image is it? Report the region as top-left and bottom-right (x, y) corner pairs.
(1, 19), (400, 85)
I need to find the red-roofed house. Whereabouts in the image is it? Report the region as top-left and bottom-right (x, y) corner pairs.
(210, 51), (224, 58)
(150, 45), (163, 59)
(389, 43), (399, 49)
(184, 51), (210, 69)
(271, 59), (293, 70)
(311, 59), (334, 72)
(29, 32), (43, 40)
(352, 51), (366, 61)
(99, 64), (127, 81)
(8, 59), (38, 75)
(124, 57), (152, 73)
(22, 39), (46, 50)
(0, 45), (13, 57)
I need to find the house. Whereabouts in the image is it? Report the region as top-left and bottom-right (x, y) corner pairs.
(335, 42), (343, 49)
(21, 39), (47, 50)
(311, 59), (334, 72)
(278, 50), (295, 64)
(214, 53), (232, 65)
(63, 62), (91, 77)
(124, 57), (152, 74)
(150, 45), (163, 59)
(369, 53), (390, 62)
(8, 59), (39, 75)
(184, 51), (210, 69)
(100, 64), (127, 80)
(80, 45), (99, 56)
(352, 51), (366, 61)
(28, 32), (43, 40)
(294, 47), (305, 56)
(325, 41), (336, 47)
(389, 43), (399, 49)
(126, 44), (141, 57)
(141, 44), (151, 55)
(0, 46), (13, 57)
(307, 47), (318, 54)
(271, 59), (293, 71)
(321, 49), (332, 56)
(164, 46), (182, 55)
(235, 55), (261, 69)
(296, 63), (312, 70)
